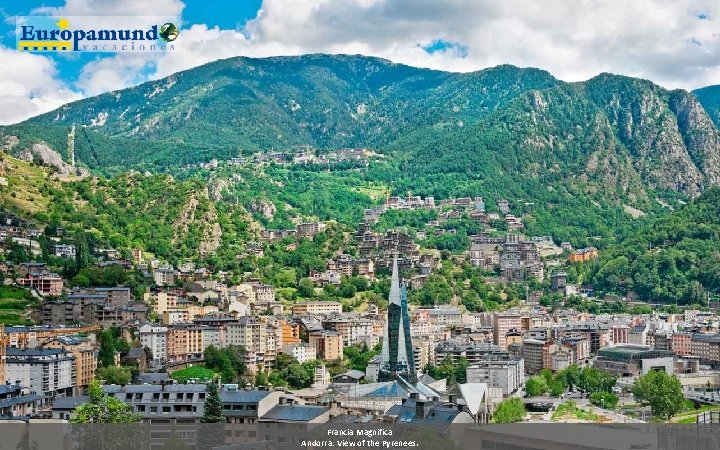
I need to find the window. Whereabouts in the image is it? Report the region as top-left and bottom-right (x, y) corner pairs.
(199, 393), (205, 400)
(162, 407), (170, 413)
(150, 407), (157, 413)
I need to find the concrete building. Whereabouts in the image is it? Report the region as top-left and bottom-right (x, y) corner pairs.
(612, 326), (630, 345)
(139, 324), (168, 365)
(522, 339), (548, 374)
(17, 271), (63, 296)
(153, 268), (176, 287)
(690, 333), (720, 367)
(51, 244), (76, 259)
(281, 343), (316, 364)
(550, 272), (567, 292)
(466, 355), (525, 396)
(224, 318), (269, 371)
(291, 301), (342, 315)
(427, 307), (463, 326)
(167, 325), (204, 362)
(672, 332), (692, 356)
(41, 336), (97, 394)
(308, 330), (343, 361)
(493, 313), (523, 350)
(5, 347), (75, 398)
(0, 382), (44, 417)
(594, 345), (675, 376)
(221, 386), (283, 424)
(322, 317), (376, 348)
(52, 384), (287, 427)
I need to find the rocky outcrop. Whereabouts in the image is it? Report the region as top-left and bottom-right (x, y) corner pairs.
(15, 143), (89, 176)
(199, 203), (222, 256)
(669, 90), (720, 187)
(247, 199), (276, 219)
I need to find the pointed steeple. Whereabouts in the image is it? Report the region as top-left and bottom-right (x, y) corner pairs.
(389, 256), (401, 306)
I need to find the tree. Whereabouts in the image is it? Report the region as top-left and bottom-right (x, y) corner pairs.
(198, 382), (226, 450)
(97, 331), (117, 368)
(298, 278), (316, 298)
(75, 230), (90, 271)
(200, 382), (225, 423)
(493, 397), (526, 423)
(97, 366), (133, 385)
(589, 392), (619, 409)
(70, 380), (141, 423)
(525, 375), (548, 397)
(632, 370), (685, 421)
(203, 345), (247, 382)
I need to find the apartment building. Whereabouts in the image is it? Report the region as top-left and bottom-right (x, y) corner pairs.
(139, 324), (168, 365)
(5, 347), (75, 398)
(281, 343), (317, 363)
(466, 354), (525, 396)
(224, 318), (268, 371)
(41, 336), (97, 394)
(0, 382), (44, 417)
(291, 301), (343, 315)
(167, 326), (204, 362)
(493, 313), (523, 350)
(17, 271), (63, 296)
(672, 332), (692, 356)
(321, 317), (376, 348)
(308, 330), (343, 361)
(691, 333), (720, 367)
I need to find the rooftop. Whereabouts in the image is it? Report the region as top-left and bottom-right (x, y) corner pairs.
(259, 404), (329, 422)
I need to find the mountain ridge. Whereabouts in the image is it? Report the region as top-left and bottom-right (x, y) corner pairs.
(1, 53), (719, 202)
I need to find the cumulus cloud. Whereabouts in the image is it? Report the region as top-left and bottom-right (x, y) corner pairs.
(243, 0), (720, 88)
(3, 0), (720, 124)
(0, 46), (81, 124)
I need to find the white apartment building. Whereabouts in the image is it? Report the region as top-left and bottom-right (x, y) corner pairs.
(281, 343), (317, 364)
(5, 348), (75, 398)
(139, 324), (168, 364)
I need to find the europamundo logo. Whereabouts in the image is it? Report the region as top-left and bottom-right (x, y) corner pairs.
(16, 16), (180, 52)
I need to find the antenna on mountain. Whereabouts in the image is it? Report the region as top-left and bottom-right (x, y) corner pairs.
(67, 124), (76, 167)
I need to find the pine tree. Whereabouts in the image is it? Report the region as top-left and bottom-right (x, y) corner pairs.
(198, 382), (226, 450)
(200, 382), (225, 423)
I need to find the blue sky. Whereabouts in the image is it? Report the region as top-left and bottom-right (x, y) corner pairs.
(0, 0), (718, 125)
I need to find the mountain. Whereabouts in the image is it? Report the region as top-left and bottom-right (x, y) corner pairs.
(694, 84), (720, 128)
(0, 55), (559, 171)
(591, 187), (720, 303)
(2, 54), (720, 259)
(0, 151), (250, 263)
(1, 54), (718, 198)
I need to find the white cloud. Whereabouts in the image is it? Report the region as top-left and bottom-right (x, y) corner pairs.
(0, 46), (81, 124)
(243, 0), (720, 89)
(4, 0), (720, 124)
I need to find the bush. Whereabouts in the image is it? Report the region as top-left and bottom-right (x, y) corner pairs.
(493, 397), (526, 423)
